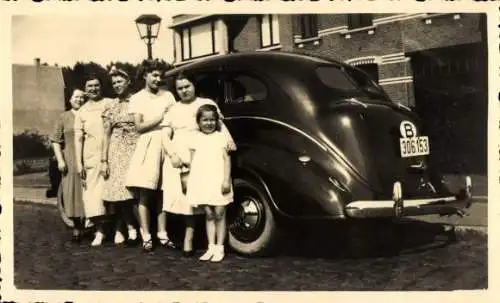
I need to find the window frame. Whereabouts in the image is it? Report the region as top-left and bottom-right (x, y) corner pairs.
(259, 14), (280, 48)
(179, 21), (217, 61)
(222, 70), (270, 105)
(299, 15), (319, 39)
(347, 14), (374, 30)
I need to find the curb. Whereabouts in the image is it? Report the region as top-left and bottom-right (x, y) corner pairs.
(14, 198), (57, 206)
(454, 225), (488, 234)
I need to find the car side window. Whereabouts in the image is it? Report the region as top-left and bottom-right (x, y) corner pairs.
(225, 73), (268, 104)
(193, 72), (223, 104)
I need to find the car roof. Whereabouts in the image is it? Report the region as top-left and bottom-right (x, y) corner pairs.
(165, 51), (346, 76)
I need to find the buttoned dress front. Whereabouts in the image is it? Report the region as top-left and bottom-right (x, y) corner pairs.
(75, 98), (114, 218)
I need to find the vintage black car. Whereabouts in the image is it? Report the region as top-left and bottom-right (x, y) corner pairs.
(163, 52), (473, 256)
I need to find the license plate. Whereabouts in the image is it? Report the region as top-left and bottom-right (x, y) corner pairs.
(400, 136), (430, 158)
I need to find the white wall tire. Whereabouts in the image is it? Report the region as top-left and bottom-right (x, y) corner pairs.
(227, 177), (280, 257)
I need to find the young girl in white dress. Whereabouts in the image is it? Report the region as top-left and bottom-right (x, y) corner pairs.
(161, 74), (236, 258)
(184, 104), (235, 262)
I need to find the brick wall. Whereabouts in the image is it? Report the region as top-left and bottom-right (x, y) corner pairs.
(293, 22), (403, 62)
(382, 82), (415, 107)
(233, 16), (262, 52)
(402, 14), (482, 52)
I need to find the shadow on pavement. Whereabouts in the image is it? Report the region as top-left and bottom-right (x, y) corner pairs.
(273, 219), (460, 260)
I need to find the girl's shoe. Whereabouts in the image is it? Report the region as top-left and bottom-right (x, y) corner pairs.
(91, 232), (104, 247)
(114, 231), (125, 245)
(157, 231), (176, 249)
(210, 245), (225, 262)
(199, 244), (216, 261)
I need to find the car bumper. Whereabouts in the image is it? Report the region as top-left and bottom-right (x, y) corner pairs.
(344, 176), (473, 219)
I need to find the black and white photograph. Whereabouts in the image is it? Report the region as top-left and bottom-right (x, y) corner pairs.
(0, 1), (497, 301)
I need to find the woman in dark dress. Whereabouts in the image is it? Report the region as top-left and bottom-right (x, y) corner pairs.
(50, 88), (86, 242)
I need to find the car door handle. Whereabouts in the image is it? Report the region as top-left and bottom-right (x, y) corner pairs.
(298, 155), (311, 164)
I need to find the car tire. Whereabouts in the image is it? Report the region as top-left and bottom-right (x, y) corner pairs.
(57, 186), (75, 228)
(227, 177), (280, 257)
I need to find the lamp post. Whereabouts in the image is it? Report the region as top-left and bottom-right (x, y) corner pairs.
(135, 14), (162, 60)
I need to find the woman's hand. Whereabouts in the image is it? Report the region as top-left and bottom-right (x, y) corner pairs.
(76, 162), (86, 188)
(169, 153), (183, 168)
(99, 162), (109, 179)
(57, 160), (68, 175)
(226, 140), (237, 152)
(221, 180), (231, 195)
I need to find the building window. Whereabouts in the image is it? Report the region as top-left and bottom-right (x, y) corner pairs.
(299, 15), (318, 39)
(260, 15), (280, 47)
(347, 14), (373, 30)
(180, 21), (216, 61)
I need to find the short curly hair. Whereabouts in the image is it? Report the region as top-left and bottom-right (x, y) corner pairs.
(137, 58), (169, 80)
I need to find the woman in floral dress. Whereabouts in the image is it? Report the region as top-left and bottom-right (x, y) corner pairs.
(100, 66), (139, 246)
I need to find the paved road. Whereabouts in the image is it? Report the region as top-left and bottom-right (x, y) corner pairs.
(13, 202), (487, 291)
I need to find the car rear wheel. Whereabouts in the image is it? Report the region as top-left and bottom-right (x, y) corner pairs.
(227, 177), (280, 257)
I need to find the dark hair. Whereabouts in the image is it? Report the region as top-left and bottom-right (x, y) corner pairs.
(137, 59), (169, 80)
(196, 104), (221, 132)
(64, 87), (86, 110)
(175, 72), (195, 84)
(83, 73), (102, 86)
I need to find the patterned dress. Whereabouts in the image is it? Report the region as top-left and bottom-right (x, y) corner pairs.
(50, 110), (84, 218)
(102, 97), (139, 202)
(75, 98), (114, 218)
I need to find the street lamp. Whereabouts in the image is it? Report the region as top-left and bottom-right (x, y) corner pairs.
(135, 14), (162, 60)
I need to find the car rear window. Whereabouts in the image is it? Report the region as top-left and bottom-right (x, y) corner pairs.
(315, 66), (358, 91)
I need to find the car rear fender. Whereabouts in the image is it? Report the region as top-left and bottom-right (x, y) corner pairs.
(232, 144), (349, 219)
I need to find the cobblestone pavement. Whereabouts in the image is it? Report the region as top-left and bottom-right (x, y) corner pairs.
(13, 202), (487, 291)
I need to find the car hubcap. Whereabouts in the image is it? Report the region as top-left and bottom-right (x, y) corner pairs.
(228, 192), (266, 243)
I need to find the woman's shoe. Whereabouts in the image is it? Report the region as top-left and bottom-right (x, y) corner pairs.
(199, 244), (216, 261)
(91, 232), (104, 247)
(157, 231), (176, 249)
(142, 239), (154, 253)
(210, 245), (225, 262)
(114, 231), (125, 245)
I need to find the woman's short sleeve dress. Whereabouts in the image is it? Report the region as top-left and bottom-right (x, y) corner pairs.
(125, 89), (176, 190)
(49, 110), (84, 219)
(101, 98), (139, 202)
(74, 98), (114, 218)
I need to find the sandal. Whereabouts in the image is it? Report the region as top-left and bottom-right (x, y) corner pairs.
(142, 239), (154, 253)
(157, 232), (176, 249)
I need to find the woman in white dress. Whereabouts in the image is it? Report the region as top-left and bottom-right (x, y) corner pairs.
(75, 75), (114, 246)
(162, 74), (235, 257)
(125, 59), (177, 253)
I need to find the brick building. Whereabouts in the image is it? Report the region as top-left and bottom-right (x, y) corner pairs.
(169, 14), (487, 174)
